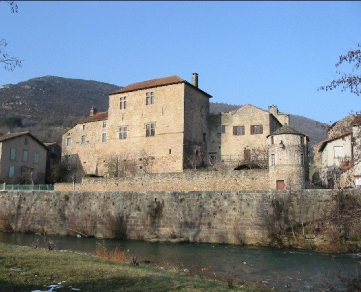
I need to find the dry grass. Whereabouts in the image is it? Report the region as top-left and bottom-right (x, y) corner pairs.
(95, 242), (127, 263)
(0, 243), (261, 291)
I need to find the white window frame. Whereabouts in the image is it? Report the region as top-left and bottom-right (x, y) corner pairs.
(334, 146), (344, 159)
(146, 123), (155, 137)
(66, 137), (72, 146)
(119, 126), (128, 140)
(146, 92), (155, 105)
(120, 97), (127, 110)
(271, 154), (275, 166)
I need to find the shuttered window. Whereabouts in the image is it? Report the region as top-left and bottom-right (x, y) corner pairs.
(250, 125), (263, 135)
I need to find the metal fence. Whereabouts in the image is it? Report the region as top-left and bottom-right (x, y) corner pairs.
(4, 184), (54, 191)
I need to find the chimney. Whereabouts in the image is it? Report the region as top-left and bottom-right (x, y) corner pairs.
(90, 106), (97, 116)
(192, 73), (198, 88)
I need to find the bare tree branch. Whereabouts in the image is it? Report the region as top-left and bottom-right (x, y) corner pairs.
(0, 39), (22, 71)
(319, 44), (361, 96)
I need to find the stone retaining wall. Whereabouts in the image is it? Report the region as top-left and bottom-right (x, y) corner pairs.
(54, 170), (269, 192)
(1, 189), (357, 250)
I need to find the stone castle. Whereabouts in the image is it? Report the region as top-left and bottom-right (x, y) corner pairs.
(62, 74), (308, 190)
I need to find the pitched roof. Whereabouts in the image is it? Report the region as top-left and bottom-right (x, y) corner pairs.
(82, 111), (108, 123)
(110, 75), (212, 97)
(268, 124), (305, 137)
(0, 131), (48, 150)
(318, 131), (351, 152)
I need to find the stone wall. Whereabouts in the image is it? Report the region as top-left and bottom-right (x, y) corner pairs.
(54, 170), (269, 192)
(207, 104), (281, 169)
(1, 189), (359, 251)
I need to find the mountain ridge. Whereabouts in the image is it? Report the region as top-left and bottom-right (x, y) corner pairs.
(0, 76), (328, 145)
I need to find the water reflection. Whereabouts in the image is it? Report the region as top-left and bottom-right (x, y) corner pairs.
(0, 232), (359, 291)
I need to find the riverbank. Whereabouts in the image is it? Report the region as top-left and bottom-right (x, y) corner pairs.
(0, 243), (262, 292)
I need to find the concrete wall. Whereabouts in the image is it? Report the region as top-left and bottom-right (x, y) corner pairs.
(0, 189), (357, 250)
(55, 170), (270, 192)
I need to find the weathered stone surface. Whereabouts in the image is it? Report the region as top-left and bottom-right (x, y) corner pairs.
(1, 189), (359, 252)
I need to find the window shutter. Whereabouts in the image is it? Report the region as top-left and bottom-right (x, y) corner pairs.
(260, 125), (263, 134)
(250, 125), (254, 135)
(233, 126), (237, 135)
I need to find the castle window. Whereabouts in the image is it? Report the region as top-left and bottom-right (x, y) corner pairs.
(82, 125), (86, 130)
(103, 121), (107, 128)
(271, 136), (274, 144)
(10, 148), (16, 160)
(119, 126), (128, 140)
(233, 126), (245, 135)
(81, 135), (86, 144)
(102, 133), (107, 142)
(34, 152), (39, 164)
(334, 146), (343, 159)
(120, 97), (127, 109)
(146, 92), (154, 105)
(66, 137), (72, 146)
(251, 125), (263, 135)
(217, 125), (226, 134)
(146, 123), (155, 137)
(22, 150), (28, 162)
(271, 154), (275, 166)
(24, 138), (28, 145)
(300, 154), (304, 165)
(300, 136), (304, 144)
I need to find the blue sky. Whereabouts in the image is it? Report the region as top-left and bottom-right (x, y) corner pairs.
(0, 1), (360, 124)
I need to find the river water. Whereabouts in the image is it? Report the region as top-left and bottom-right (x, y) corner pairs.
(0, 232), (360, 291)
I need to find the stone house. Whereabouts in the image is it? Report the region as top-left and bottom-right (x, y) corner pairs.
(208, 104), (289, 169)
(316, 114), (361, 188)
(0, 132), (48, 183)
(62, 74), (211, 176)
(61, 74), (309, 190)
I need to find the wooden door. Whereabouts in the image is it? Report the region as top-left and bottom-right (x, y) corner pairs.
(244, 149), (251, 162)
(276, 180), (285, 190)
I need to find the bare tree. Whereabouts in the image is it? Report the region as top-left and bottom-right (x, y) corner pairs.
(1, 1), (22, 71)
(319, 43), (361, 96)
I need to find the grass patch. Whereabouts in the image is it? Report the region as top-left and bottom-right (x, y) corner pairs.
(0, 243), (260, 291)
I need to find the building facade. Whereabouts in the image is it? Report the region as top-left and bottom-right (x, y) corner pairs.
(0, 132), (48, 183)
(61, 74), (309, 190)
(207, 104), (289, 169)
(62, 74), (211, 176)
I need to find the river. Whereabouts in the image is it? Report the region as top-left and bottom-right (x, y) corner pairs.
(0, 232), (359, 291)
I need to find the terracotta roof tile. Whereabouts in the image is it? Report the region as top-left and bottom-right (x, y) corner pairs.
(110, 75), (212, 97)
(110, 76), (184, 95)
(83, 111), (108, 123)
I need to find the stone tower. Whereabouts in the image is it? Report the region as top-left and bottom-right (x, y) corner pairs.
(268, 124), (309, 190)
